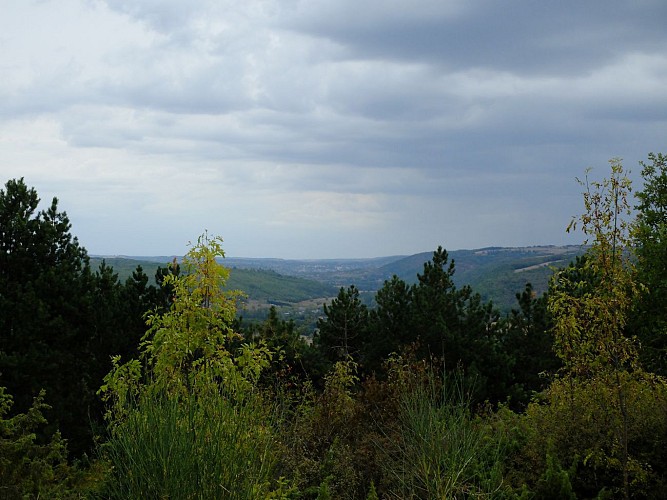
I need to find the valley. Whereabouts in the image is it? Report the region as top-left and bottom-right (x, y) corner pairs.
(91, 244), (585, 332)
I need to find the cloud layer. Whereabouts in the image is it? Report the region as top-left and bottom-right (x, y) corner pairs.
(2, 0), (666, 257)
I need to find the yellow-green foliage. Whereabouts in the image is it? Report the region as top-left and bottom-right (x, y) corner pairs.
(513, 374), (667, 498)
(99, 232), (273, 414)
(552, 159), (639, 376)
(517, 161), (667, 499)
(101, 390), (279, 499)
(98, 233), (281, 498)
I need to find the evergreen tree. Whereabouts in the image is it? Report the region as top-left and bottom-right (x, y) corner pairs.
(410, 246), (461, 360)
(0, 179), (166, 456)
(503, 283), (559, 407)
(632, 152), (667, 374)
(365, 275), (413, 374)
(410, 247), (507, 401)
(0, 178), (97, 455)
(315, 285), (369, 366)
(247, 305), (319, 384)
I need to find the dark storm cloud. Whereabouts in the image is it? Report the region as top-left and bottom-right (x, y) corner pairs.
(2, 0), (666, 257)
(283, 1), (667, 75)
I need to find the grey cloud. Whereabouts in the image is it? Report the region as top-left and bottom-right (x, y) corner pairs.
(3, 0), (666, 258)
(98, 0), (198, 35)
(282, 1), (667, 76)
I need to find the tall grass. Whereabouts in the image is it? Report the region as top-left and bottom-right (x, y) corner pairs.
(101, 389), (278, 499)
(384, 367), (507, 499)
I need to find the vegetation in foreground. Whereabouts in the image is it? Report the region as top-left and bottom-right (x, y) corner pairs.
(1, 153), (667, 498)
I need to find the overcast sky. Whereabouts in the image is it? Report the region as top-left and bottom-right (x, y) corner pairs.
(2, 0), (666, 258)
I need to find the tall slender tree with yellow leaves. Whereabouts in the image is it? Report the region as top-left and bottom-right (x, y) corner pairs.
(543, 159), (662, 499)
(99, 233), (278, 499)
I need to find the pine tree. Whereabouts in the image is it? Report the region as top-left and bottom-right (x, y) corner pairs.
(632, 152), (667, 374)
(0, 178), (97, 455)
(316, 285), (369, 365)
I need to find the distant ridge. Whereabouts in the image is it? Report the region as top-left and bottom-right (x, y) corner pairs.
(91, 245), (586, 312)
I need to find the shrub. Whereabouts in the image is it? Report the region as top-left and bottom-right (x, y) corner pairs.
(509, 374), (667, 498)
(380, 360), (509, 499)
(0, 387), (103, 499)
(101, 388), (278, 499)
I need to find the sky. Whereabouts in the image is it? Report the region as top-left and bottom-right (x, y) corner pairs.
(1, 0), (666, 259)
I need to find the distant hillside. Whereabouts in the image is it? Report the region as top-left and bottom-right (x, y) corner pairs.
(377, 246), (584, 311)
(223, 255), (404, 290)
(225, 268), (337, 304)
(91, 245), (586, 318)
(89, 257), (164, 282)
(89, 257), (337, 305)
(220, 246), (585, 312)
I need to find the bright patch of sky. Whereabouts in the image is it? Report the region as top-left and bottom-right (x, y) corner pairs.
(1, 0), (666, 258)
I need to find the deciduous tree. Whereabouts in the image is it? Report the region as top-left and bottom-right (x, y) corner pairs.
(545, 159), (657, 498)
(98, 234), (278, 498)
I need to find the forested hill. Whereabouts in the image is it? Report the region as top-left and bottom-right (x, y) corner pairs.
(89, 257), (338, 305)
(227, 245), (585, 310)
(381, 246), (585, 310)
(93, 245), (584, 312)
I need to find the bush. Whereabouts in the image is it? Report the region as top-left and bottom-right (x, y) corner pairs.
(508, 374), (667, 498)
(275, 360), (364, 499)
(0, 387), (103, 499)
(380, 360), (509, 499)
(101, 388), (278, 499)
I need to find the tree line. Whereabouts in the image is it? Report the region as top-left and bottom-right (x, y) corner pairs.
(1, 153), (666, 498)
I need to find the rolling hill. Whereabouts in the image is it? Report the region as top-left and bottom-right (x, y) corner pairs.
(88, 257), (338, 305)
(378, 246), (584, 310)
(91, 245), (586, 323)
